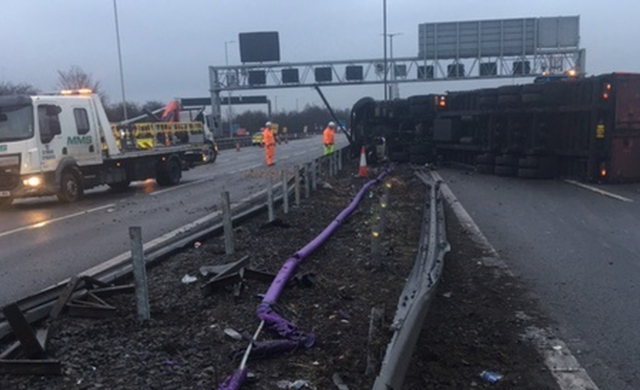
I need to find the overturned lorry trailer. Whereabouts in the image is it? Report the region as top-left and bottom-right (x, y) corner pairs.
(350, 73), (640, 182)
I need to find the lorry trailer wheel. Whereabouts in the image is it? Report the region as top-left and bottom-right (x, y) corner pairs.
(476, 153), (496, 164)
(494, 165), (518, 176)
(495, 155), (519, 166)
(477, 164), (494, 174)
(57, 168), (84, 203)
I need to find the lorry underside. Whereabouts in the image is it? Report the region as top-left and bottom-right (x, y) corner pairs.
(350, 73), (640, 183)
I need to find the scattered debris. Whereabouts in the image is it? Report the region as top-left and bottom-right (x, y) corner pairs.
(224, 328), (243, 341)
(480, 370), (503, 384)
(332, 373), (350, 390)
(181, 274), (198, 284)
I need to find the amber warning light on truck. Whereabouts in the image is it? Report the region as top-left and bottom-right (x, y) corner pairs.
(60, 89), (93, 95)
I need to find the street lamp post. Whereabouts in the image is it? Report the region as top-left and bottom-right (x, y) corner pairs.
(224, 40), (235, 138)
(112, 0), (128, 121)
(382, 0), (388, 101)
(387, 33), (402, 99)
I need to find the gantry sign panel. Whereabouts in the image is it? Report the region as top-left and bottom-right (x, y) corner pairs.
(418, 16), (580, 59)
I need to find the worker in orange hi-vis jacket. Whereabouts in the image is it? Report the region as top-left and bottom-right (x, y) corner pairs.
(262, 121), (276, 166)
(322, 121), (336, 155)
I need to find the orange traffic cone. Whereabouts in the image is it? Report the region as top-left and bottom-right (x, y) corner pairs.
(357, 146), (368, 177)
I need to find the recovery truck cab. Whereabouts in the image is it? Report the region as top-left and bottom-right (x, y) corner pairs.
(0, 89), (204, 208)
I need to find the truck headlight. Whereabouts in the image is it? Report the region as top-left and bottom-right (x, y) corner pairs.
(23, 176), (42, 187)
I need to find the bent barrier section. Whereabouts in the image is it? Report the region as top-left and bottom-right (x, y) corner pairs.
(372, 169), (450, 389)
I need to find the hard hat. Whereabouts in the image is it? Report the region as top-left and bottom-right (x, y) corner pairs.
(265, 121), (271, 127)
(328, 121), (336, 128)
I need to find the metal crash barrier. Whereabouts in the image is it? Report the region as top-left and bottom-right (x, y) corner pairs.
(372, 168), (450, 389)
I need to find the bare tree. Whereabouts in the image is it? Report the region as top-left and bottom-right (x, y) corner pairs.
(56, 66), (107, 101)
(0, 81), (39, 96)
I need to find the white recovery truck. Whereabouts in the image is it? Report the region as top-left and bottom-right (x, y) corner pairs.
(0, 90), (206, 208)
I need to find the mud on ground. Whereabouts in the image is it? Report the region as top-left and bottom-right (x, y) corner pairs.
(1, 161), (560, 389)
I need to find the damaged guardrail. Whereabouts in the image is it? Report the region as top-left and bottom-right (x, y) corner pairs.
(0, 148), (347, 344)
(371, 168), (450, 390)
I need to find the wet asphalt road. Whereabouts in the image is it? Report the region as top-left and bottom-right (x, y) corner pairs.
(0, 135), (349, 307)
(438, 167), (640, 390)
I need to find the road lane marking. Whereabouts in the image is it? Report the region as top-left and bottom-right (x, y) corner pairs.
(0, 203), (116, 239)
(565, 180), (633, 202)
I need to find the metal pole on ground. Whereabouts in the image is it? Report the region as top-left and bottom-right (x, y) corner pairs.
(338, 148), (343, 171)
(129, 227), (150, 321)
(221, 191), (234, 254)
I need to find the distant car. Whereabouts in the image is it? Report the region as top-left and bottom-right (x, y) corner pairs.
(252, 133), (263, 146)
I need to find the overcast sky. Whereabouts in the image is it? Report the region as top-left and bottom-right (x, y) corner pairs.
(2, 0), (639, 114)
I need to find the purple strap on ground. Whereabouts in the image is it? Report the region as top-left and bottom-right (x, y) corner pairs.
(256, 303), (315, 347)
(215, 367), (248, 390)
(259, 167), (391, 306)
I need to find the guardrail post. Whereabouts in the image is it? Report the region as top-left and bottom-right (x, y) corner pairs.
(281, 169), (289, 214)
(294, 165), (301, 206)
(330, 153), (335, 177)
(221, 191), (234, 254)
(311, 159), (318, 191)
(304, 163), (311, 199)
(267, 175), (275, 222)
(129, 227), (150, 321)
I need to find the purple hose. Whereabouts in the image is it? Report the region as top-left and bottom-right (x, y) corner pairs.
(215, 367), (247, 390)
(217, 166), (391, 390)
(260, 167), (391, 306)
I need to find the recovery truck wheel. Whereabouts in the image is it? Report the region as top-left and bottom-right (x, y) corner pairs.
(156, 156), (182, 186)
(203, 141), (218, 164)
(57, 168), (84, 203)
